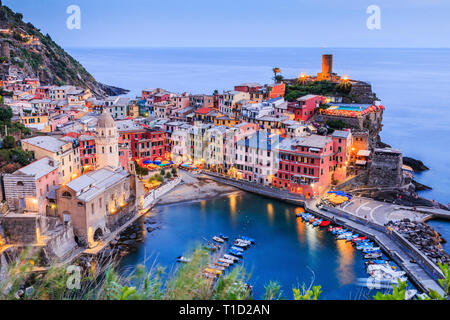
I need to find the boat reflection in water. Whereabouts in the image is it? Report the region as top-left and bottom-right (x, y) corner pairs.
(336, 240), (356, 286)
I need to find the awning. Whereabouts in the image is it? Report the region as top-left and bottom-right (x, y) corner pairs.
(357, 150), (371, 157)
(356, 160), (367, 166)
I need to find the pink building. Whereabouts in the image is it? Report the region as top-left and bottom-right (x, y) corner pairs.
(331, 130), (352, 183)
(234, 82), (263, 93)
(50, 114), (70, 131)
(290, 94), (327, 122)
(3, 157), (60, 214)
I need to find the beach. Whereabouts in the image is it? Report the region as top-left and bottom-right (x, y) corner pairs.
(156, 171), (240, 206)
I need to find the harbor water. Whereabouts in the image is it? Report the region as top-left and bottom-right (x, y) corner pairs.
(120, 192), (397, 300)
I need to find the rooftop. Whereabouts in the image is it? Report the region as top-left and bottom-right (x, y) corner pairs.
(21, 136), (68, 153)
(66, 168), (129, 202)
(14, 157), (58, 180)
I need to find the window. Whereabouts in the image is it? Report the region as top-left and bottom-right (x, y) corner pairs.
(62, 191), (72, 199)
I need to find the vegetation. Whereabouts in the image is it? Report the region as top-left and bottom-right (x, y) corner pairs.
(272, 67), (282, 83)
(148, 174), (164, 184)
(284, 80), (353, 102)
(134, 161), (149, 177)
(171, 167), (178, 176)
(165, 172), (172, 179)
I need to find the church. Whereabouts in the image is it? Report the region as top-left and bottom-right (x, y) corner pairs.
(55, 111), (141, 247)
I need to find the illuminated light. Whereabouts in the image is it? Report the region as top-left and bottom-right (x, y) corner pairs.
(32, 198), (38, 204)
(341, 76), (349, 81)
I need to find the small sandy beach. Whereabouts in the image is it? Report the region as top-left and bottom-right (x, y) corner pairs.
(156, 171), (240, 206)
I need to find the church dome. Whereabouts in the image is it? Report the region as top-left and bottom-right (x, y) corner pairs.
(97, 111), (115, 128)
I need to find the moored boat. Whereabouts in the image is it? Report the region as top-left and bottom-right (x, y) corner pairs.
(240, 236), (255, 244)
(231, 246), (244, 252)
(229, 249), (243, 257)
(213, 236), (225, 243)
(365, 252), (382, 259)
(223, 254), (239, 261)
(177, 256), (192, 263)
(320, 220), (331, 227)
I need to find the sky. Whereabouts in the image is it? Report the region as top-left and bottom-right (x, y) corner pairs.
(3, 0), (450, 48)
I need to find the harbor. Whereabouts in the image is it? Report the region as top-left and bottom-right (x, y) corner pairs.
(201, 171), (447, 297)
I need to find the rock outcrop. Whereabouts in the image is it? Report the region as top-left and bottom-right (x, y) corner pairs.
(0, 4), (128, 97)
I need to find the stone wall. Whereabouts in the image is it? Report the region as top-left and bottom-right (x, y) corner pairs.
(0, 215), (40, 243)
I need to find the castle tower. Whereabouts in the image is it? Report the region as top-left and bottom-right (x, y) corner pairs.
(95, 110), (119, 170)
(317, 54), (333, 81)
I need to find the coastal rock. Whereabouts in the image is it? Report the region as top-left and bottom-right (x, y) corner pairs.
(412, 180), (432, 191)
(403, 157), (430, 172)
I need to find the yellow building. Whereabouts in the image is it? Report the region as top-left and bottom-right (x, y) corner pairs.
(21, 136), (81, 185)
(19, 114), (51, 132)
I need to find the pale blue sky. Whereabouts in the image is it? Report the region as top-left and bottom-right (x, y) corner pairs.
(4, 0), (450, 48)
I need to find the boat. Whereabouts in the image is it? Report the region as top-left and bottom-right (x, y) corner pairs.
(204, 268), (222, 275)
(320, 220), (331, 227)
(213, 236), (225, 243)
(362, 247), (381, 254)
(356, 243), (375, 250)
(229, 249), (243, 257)
(369, 269), (407, 283)
(233, 241), (249, 248)
(240, 236), (255, 244)
(235, 238), (252, 246)
(367, 264), (406, 276)
(231, 246), (244, 252)
(203, 244), (218, 251)
(405, 290), (418, 300)
(223, 254), (239, 261)
(352, 237), (368, 243)
(218, 258), (234, 264)
(337, 232), (353, 239)
(329, 226), (342, 232)
(208, 264), (226, 271)
(177, 256), (192, 263)
(364, 252), (382, 259)
(312, 219), (323, 227)
(333, 229), (348, 235)
(216, 261), (230, 268)
(344, 234), (359, 241)
(219, 234), (229, 241)
(365, 259), (388, 265)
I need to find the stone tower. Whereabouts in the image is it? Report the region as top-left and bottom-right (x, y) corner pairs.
(95, 110), (119, 170)
(317, 54), (333, 81)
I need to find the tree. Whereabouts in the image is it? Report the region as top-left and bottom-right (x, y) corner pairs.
(2, 135), (15, 149)
(272, 67), (281, 83)
(0, 106), (12, 122)
(171, 167), (178, 176)
(165, 172), (172, 179)
(274, 75), (284, 83)
(160, 169), (165, 176)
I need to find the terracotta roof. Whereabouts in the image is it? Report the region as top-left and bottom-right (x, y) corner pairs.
(194, 107), (214, 115)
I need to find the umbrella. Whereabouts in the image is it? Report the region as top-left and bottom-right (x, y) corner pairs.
(153, 160), (162, 164)
(143, 160), (152, 164)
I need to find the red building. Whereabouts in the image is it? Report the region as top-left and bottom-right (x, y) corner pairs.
(266, 83), (286, 99)
(272, 135), (335, 198)
(130, 130), (167, 161)
(289, 95), (326, 122)
(234, 82), (262, 93)
(35, 86), (53, 99)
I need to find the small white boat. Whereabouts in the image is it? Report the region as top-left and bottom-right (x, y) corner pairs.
(405, 289), (418, 300)
(337, 232), (353, 239)
(219, 258), (234, 264)
(213, 236), (225, 243)
(223, 254), (239, 262)
(177, 256), (192, 263)
(234, 241), (250, 248)
(236, 239), (252, 246)
(369, 269), (407, 283)
(367, 264), (406, 277)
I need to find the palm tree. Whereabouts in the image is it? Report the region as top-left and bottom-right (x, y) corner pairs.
(272, 67), (281, 82)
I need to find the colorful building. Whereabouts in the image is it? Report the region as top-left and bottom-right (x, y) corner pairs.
(272, 135), (335, 198)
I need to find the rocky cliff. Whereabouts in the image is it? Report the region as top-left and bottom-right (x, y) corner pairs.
(0, 3), (128, 97)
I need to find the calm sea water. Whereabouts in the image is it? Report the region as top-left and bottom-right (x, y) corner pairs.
(68, 47), (450, 204)
(120, 192), (383, 300)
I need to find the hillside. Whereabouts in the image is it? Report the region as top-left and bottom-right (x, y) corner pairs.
(0, 3), (128, 97)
